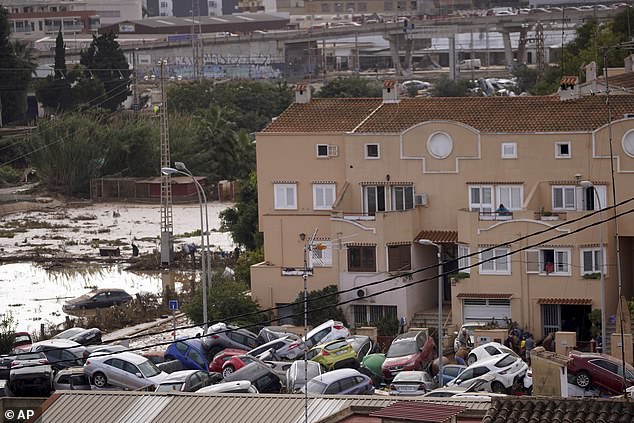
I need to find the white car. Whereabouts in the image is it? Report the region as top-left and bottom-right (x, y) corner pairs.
(400, 80), (432, 94)
(447, 353), (528, 394)
(304, 320), (349, 349)
(196, 380), (259, 393)
(84, 351), (168, 390)
(466, 341), (519, 365)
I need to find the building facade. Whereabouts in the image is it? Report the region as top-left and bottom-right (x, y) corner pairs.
(252, 82), (634, 341)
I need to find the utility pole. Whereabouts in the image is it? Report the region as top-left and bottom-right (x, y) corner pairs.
(159, 59), (173, 265)
(191, 0), (199, 80)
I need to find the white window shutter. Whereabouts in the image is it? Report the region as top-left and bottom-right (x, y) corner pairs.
(526, 250), (540, 273)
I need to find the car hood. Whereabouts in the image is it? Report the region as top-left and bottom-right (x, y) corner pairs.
(147, 371), (169, 384)
(383, 354), (416, 367)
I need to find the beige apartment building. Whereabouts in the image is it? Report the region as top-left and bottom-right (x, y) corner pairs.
(252, 81), (634, 342)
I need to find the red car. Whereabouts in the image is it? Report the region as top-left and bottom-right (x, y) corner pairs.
(381, 330), (436, 381)
(567, 351), (634, 395)
(221, 354), (258, 378)
(208, 348), (246, 373)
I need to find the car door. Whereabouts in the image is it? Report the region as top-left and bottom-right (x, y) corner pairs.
(104, 358), (127, 387)
(590, 359), (618, 393)
(186, 347), (207, 371)
(121, 360), (145, 389)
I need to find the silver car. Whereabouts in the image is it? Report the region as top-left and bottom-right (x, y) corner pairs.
(286, 360), (322, 393)
(155, 370), (214, 392)
(84, 351), (168, 390)
(202, 322), (260, 355)
(246, 335), (305, 360)
(53, 367), (91, 391)
(389, 370), (434, 396)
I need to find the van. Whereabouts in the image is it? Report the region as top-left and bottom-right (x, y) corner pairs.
(459, 59), (481, 70)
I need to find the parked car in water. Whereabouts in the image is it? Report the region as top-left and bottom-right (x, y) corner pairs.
(165, 338), (211, 372)
(246, 335), (305, 361)
(154, 370), (214, 392)
(304, 320), (349, 349)
(466, 341), (519, 365)
(62, 288), (133, 313)
(84, 351), (168, 390)
(53, 367), (91, 391)
(382, 330), (436, 381)
(202, 322), (260, 355)
(196, 380), (259, 394)
(436, 364), (466, 386)
(389, 370), (434, 396)
(448, 353), (528, 394)
(305, 368), (374, 395)
(8, 352), (53, 395)
(567, 351), (634, 395)
(208, 348), (247, 373)
(286, 360), (323, 393)
(30, 339), (86, 371)
(307, 339), (359, 371)
(222, 361), (283, 393)
(53, 327), (102, 346)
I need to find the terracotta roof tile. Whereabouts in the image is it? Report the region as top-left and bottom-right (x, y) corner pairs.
(369, 402), (465, 422)
(456, 293), (513, 299)
(597, 72), (634, 89)
(484, 398), (634, 423)
(262, 96), (634, 134)
(414, 230), (458, 244)
(537, 298), (592, 305)
(383, 80), (397, 89)
(560, 76), (578, 86)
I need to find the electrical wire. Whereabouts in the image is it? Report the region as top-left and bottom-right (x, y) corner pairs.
(7, 200), (633, 368)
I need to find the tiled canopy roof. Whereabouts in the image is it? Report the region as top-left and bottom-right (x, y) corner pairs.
(537, 298), (592, 305)
(598, 72), (634, 89)
(483, 397), (634, 423)
(414, 230), (458, 244)
(457, 293), (513, 299)
(369, 402), (465, 422)
(262, 96), (634, 134)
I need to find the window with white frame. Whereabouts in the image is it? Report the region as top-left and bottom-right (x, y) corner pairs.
(525, 248), (571, 275)
(392, 186), (414, 211)
(501, 143), (517, 159)
(310, 241), (333, 267)
(316, 144), (338, 158)
(313, 183), (335, 210)
(496, 185), (523, 210)
(469, 186), (494, 212)
(555, 142), (571, 158)
(552, 186), (576, 210)
(581, 248), (605, 275)
(363, 185), (386, 216)
(274, 183), (297, 209)
(365, 144), (380, 159)
(479, 247), (510, 274)
(458, 244), (470, 273)
(316, 144), (329, 157)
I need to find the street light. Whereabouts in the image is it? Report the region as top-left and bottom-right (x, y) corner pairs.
(161, 162), (211, 331)
(580, 180), (606, 354)
(418, 239), (444, 386)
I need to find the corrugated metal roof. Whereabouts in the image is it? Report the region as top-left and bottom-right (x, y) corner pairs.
(34, 392), (491, 423)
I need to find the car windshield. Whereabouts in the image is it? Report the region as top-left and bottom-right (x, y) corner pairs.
(138, 360), (161, 378)
(499, 346), (520, 358)
(14, 335), (30, 344)
(156, 382), (183, 392)
(305, 379), (327, 394)
(495, 355), (517, 368)
(386, 340), (417, 358)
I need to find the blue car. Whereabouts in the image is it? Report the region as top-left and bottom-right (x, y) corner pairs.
(436, 364), (467, 385)
(305, 368), (374, 395)
(165, 338), (211, 371)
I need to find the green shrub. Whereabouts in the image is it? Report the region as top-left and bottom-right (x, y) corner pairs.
(0, 165), (22, 185)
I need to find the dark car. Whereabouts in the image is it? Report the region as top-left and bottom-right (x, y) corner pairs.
(257, 326), (299, 344)
(30, 339), (86, 371)
(63, 288), (133, 313)
(9, 352), (53, 396)
(0, 354), (16, 380)
(381, 330), (436, 381)
(53, 327), (102, 346)
(202, 322), (260, 355)
(165, 338), (211, 372)
(567, 351), (634, 395)
(223, 361), (283, 393)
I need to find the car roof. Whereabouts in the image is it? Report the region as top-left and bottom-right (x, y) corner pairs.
(32, 339), (82, 348)
(312, 368), (361, 383)
(55, 367), (87, 375)
(305, 320), (336, 339)
(89, 351), (149, 364)
(196, 380), (253, 393)
(88, 288), (129, 294)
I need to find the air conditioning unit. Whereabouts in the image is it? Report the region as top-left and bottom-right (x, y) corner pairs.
(356, 288), (366, 299)
(414, 193), (428, 207)
(328, 145), (338, 157)
(624, 113), (634, 119)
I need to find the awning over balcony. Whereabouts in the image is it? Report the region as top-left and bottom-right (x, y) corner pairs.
(457, 293), (513, 299)
(537, 298), (593, 305)
(414, 230), (458, 244)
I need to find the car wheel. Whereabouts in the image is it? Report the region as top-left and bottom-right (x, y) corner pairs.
(222, 365), (234, 378)
(575, 371), (591, 388)
(467, 354), (477, 366)
(491, 381), (507, 394)
(92, 372), (108, 388)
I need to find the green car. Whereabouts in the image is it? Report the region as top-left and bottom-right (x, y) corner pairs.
(360, 353), (386, 386)
(306, 339), (359, 370)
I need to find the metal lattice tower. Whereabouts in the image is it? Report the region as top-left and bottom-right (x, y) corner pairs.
(535, 23), (545, 81)
(159, 59), (173, 265)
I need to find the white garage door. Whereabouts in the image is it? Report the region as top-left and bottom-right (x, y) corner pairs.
(463, 298), (511, 324)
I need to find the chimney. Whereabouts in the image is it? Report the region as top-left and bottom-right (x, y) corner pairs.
(295, 82), (311, 104)
(625, 54), (634, 73)
(382, 80), (399, 103)
(585, 61), (596, 82)
(558, 76), (579, 101)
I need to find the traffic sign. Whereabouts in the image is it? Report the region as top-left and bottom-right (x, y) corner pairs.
(168, 300), (179, 311)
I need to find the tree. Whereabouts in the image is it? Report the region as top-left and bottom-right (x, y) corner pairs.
(220, 172), (262, 250)
(183, 275), (264, 327)
(35, 29), (72, 112)
(316, 75), (382, 98)
(80, 32), (131, 111)
(0, 312), (16, 354)
(431, 77), (473, 97)
(291, 285), (347, 327)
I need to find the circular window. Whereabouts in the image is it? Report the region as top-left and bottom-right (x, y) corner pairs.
(427, 132), (453, 159)
(623, 130), (634, 158)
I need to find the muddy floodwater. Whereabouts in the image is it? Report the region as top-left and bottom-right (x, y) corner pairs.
(0, 262), (195, 333)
